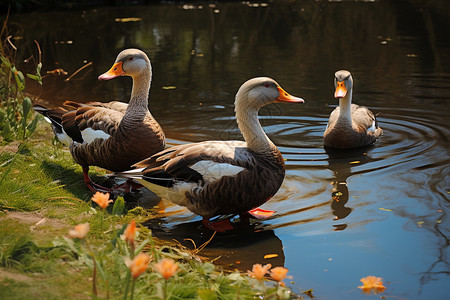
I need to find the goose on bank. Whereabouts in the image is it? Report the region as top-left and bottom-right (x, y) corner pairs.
(323, 70), (383, 149)
(114, 77), (304, 231)
(34, 49), (165, 192)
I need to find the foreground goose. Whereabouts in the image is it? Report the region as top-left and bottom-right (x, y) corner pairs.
(114, 77), (304, 231)
(34, 49), (165, 192)
(324, 70), (383, 149)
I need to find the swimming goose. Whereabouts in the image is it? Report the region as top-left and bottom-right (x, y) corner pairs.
(34, 49), (165, 192)
(323, 70), (383, 149)
(114, 77), (304, 231)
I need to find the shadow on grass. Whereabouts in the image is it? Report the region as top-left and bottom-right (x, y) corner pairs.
(39, 160), (110, 201)
(40, 159), (161, 211)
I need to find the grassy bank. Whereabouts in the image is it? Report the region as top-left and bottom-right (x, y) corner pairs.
(0, 122), (300, 299)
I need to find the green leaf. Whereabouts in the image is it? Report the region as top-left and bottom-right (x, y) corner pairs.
(197, 289), (217, 300)
(12, 67), (25, 92)
(26, 116), (39, 136)
(0, 54), (11, 68)
(22, 97), (32, 118)
(26, 74), (41, 85)
(135, 238), (150, 256)
(95, 257), (107, 281)
(112, 196), (125, 215)
(27, 62), (43, 85)
(59, 237), (81, 256)
(1, 119), (12, 141)
(0, 108), (6, 122)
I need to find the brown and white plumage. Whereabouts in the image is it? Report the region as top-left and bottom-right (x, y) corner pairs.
(34, 49), (165, 191)
(115, 77), (304, 231)
(323, 70), (383, 149)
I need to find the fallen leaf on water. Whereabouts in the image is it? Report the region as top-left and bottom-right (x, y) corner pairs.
(264, 254), (278, 259)
(379, 208), (393, 212)
(115, 17), (142, 22)
(358, 275), (386, 294)
(349, 161), (360, 164)
(162, 86), (176, 90)
(417, 221), (424, 227)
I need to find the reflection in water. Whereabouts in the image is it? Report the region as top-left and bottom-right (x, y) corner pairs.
(144, 217), (285, 272)
(325, 146), (373, 231)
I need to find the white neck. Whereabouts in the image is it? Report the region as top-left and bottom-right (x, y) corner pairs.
(235, 101), (273, 153)
(337, 89), (353, 124)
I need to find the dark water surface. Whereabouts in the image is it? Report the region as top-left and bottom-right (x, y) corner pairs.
(7, 1), (450, 299)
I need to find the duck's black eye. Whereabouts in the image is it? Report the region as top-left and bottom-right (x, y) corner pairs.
(129, 57), (134, 61)
(264, 82), (270, 88)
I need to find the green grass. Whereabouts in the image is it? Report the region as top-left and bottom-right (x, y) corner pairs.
(0, 120), (300, 299)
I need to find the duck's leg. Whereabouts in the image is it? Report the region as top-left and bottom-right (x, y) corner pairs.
(111, 179), (144, 193)
(83, 167), (143, 193)
(82, 166), (111, 193)
(245, 208), (275, 219)
(202, 217), (235, 232)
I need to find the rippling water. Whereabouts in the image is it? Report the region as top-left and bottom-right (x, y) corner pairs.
(8, 1), (450, 299)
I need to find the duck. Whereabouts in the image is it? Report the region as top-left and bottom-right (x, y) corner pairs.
(114, 77), (304, 231)
(323, 70), (383, 149)
(34, 48), (166, 192)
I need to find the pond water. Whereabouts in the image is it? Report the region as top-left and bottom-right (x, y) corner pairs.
(7, 1), (450, 299)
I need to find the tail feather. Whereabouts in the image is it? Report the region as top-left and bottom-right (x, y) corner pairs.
(114, 168), (175, 188)
(33, 104), (79, 145)
(33, 105), (65, 129)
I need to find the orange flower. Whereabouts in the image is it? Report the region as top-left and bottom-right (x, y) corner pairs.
(68, 223), (90, 239)
(358, 276), (386, 294)
(248, 263), (272, 281)
(153, 258), (179, 280)
(124, 253), (151, 279)
(270, 266), (289, 283)
(123, 220), (138, 246)
(91, 192), (113, 209)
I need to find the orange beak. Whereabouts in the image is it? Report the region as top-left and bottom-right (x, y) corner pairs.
(98, 61), (125, 80)
(334, 81), (347, 98)
(276, 86), (305, 103)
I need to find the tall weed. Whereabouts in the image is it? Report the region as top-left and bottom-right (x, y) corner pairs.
(0, 18), (41, 143)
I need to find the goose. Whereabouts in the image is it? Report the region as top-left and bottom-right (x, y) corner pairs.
(114, 77), (304, 231)
(323, 70), (383, 149)
(34, 49), (165, 192)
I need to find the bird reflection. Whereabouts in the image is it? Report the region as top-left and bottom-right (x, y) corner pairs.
(143, 217), (285, 271)
(325, 146), (372, 231)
